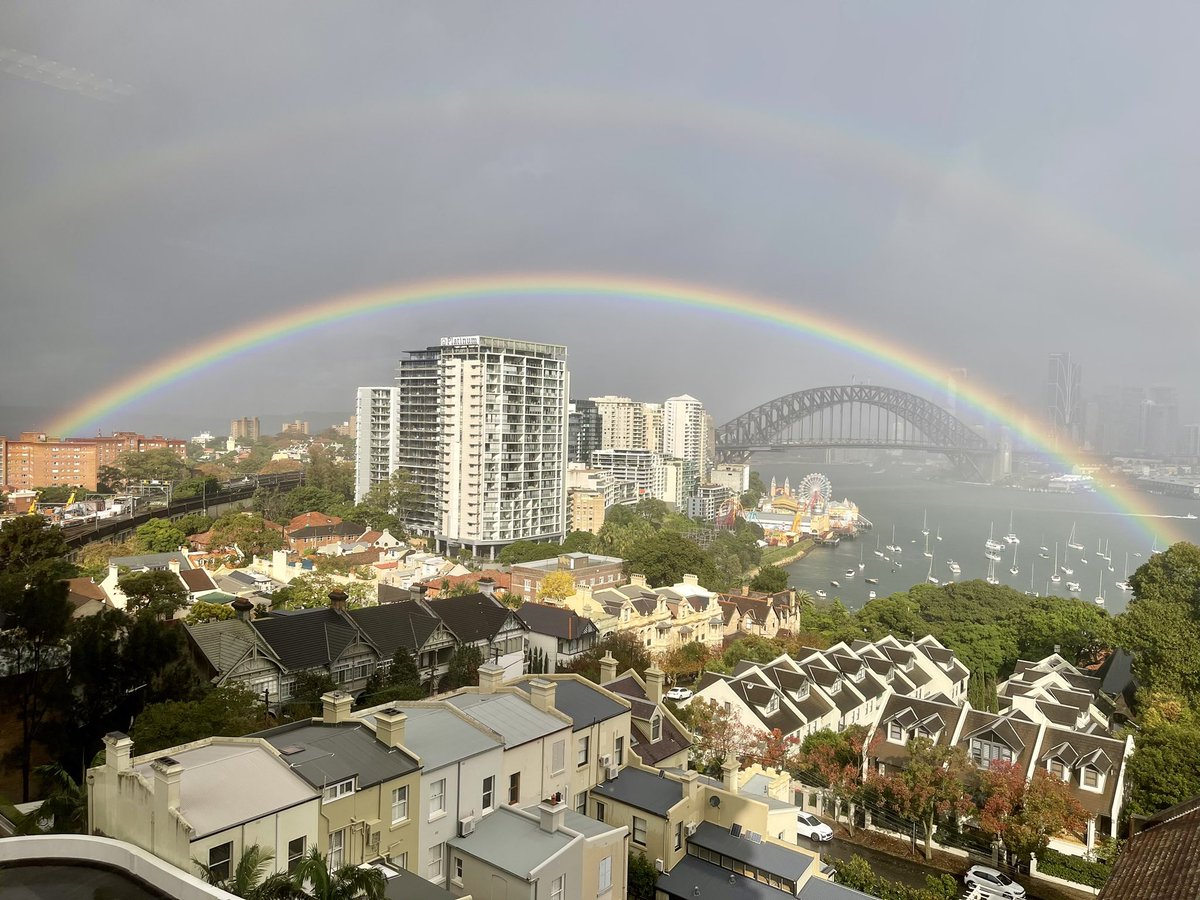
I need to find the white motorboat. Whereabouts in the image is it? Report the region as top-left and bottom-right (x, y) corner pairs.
(865, 577), (879, 585)
(947, 560), (961, 575)
(868, 590), (876, 600)
(815, 590), (827, 599)
(1066, 581), (1081, 592)
(845, 569), (856, 579)
(830, 580), (840, 588)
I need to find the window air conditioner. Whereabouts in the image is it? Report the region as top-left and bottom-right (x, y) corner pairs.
(458, 816), (475, 837)
(654, 858), (665, 873)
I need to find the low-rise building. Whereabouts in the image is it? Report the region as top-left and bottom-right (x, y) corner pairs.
(600, 657), (692, 771)
(518, 602), (600, 673)
(510, 553), (626, 602)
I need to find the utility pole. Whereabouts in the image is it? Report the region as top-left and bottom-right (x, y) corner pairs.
(263, 688), (270, 726)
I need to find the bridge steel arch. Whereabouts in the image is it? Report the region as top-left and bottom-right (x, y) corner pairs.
(715, 385), (993, 477)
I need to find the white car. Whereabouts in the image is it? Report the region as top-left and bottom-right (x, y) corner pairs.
(664, 686), (693, 702)
(964, 865), (1025, 899)
(795, 812), (833, 842)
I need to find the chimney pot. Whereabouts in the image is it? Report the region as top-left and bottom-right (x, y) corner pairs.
(321, 690), (353, 724)
(104, 732), (134, 773)
(538, 798), (567, 833)
(630, 574), (648, 588)
(374, 708), (407, 749)
(530, 678), (557, 713)
(599, 652), (618, 685)
(478, 662), (506, 693)
(722, 759), (738, 794)
(329, 589), (349, 612)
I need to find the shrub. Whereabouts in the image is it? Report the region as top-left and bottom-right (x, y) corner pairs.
(1037, 847), (1112, 889)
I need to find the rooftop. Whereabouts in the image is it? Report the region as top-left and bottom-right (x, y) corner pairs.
(689, 822), (814, 882)
(254, 722), (418, 790)
(444, 691), (569, 747)
(590, 766), (683, 817)
(511, 676), (627, 732)
(359, 703), (501, 770)
(448, 806), (575, 880)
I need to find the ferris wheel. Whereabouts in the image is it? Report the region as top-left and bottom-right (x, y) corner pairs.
(796, 472), (833, 513)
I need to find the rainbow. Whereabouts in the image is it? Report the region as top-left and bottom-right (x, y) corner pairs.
(44, 273), (1185, 544)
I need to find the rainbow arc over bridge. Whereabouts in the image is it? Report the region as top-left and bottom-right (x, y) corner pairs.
(45, 273), (1185, 544)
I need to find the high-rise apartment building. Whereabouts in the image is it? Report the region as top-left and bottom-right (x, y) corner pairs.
(1046, 353), (1083, 447)
(567, 399), (602, 464)
(281, 420), (310, 436)
(663, 394), (712, 480)
(229, 417), (260, 442)
(0, 432), (186, 491)
(589, 448), (665, 502)
(590, 396), (649, 450)
(354, 387), (397, 502)
(357, 336), (568, 557)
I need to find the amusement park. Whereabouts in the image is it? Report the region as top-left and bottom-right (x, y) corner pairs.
(738, 472), (870, 547)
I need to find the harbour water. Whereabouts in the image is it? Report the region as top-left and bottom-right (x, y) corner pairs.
(751, 460), (1200, 613)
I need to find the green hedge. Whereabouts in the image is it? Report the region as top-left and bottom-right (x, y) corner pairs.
(1037, 847), (1112, 889)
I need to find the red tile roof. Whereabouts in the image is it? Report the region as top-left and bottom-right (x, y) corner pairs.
(285, 512), (342, 533)
(1099, 797), (1200, 899)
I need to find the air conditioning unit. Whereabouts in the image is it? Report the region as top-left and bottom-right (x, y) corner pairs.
(606, 765), (619, 781)
(458, 816), (475, 837)
(598, 754), (611, 767)
(654, 858), (665, 873)
(685, 822), (699, 836)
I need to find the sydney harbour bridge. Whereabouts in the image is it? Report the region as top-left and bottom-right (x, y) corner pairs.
(715, 385), (1004, 481)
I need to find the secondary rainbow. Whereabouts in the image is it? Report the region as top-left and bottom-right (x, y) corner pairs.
(45, 273), (1184, 544)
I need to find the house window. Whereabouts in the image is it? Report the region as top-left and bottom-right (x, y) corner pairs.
(598, 855), (612, 893)
(574, 790), (587, 814)
(323, 778), (355, 803)
(328, 829), (345, 871)
(1048, 760), (1067, 780)
(550, 874), (565, 900)
(509, 772), (521, 805)
(970, 739), (1013, 769)
(614, 736), (624, 767)
(552, 739), (565, 774)
(675, 820), (683, 851)
(595, 800), (606, 823)
(453, 856), (464, 883)
(633, 816), (647, 845)
(429, 778), (446, 818)
(287, 837), (306, 875)
(482, 775), (495, 811)
(392, 852), (408, 872)
(651, 715), (662, 742)
(578, 735), (590, 767)
(1082, 767), (1101, 789)
(427, 842), (444, 880)
(208, 842), (232, 882)
(391, 786), (409, 824)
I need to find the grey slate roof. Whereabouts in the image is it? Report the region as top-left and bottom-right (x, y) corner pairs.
(383, 868), (456, 900)
(662, 856), (798, 900)
(425, 593), (525, 643)
(445, 692), (568, 748)
(253, 608), (369, 671)
(448, 806), (575, 880)
(186, 618), (266, 676)
(109, 550), (191, 571)
(512, 677), (627, 732)
(689, 822), (815, 881)
(590, 766), (683, 816)
(797, 877), (881, 899)
(350, 603), (441, 655)
(255, 721), (418, 790)
(364, 703), (501, 770)
(517, 602), (598, 640)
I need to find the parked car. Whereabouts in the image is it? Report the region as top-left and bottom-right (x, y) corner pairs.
(795, 812), (833, 842)
(665, 686), (693, 702)
(964, 865), (1025, 899)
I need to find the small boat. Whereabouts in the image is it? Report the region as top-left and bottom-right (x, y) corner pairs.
(1188, 513), (1197, 519)
(1094, 570), (1106, 606)
(844, 569), (856, 579)
(921, 510), (929, 537)
(874, 535), (884, 558)
(1095, 539), (1104, 557)
(986, 550), (1001, 561)
(936, 525), (942, 542)
(1115, 553), (1132, 591)
(815, 589), (827, 599)
(926, 558), (939, 585)
(1003, 511), (1019, 544)
(986, 556), (999, 585)
(1134, 552), (1143, 558)
(985, 522), (1004, 553)
(894, 561), (902, 568)
(830, 580), (840, 588)
(868, 590), (876, 600)
(1051, 544), (1062, 583)
(1061, 565), (1074, 576)
(1009, 544), (1019, 577)
(859, 546), (865, 570)
(865, 577), (879, 585)
(1066, 581), (1081, 592)
(947, 560), (961, 575)
(923, 532), (933, 559)
(886, 525), (899, 553)
(1151, 538), (1162, 556)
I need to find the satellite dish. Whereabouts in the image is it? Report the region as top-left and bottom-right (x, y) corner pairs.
(709, 795), (721, 808)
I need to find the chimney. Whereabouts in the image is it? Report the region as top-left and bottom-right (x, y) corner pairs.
(645, 665), (665, 704)
(722, 759), (739, 794)
(599, 652), (618, 685)
(682, 573), (698, 587)
(529, 678), (557, 713)
(630, 574), (648, 588)
(538, 797), (567, 834)
(104, 732), (133, 773)
(478, 662), (506, 694)
(107, 564), (119, 583)
(152, 756), (184, 811)
(231, 597), (254, 621)
(477, 577), (496, 599)
(168, 559), (181, 575)
(321, 690), (353, 724)
(329, 588), (348, 613)
(375, 708), (407, 749)
(679, 769), (702, 804)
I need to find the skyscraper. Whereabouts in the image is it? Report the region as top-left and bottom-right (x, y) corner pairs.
(663, 394), (713, 481)
(1046, 353), (1083, 447)
(354, 387), (396, 502)
(229, 416), (260, 442)
(357, 336), (568, 557)
(567, 399), (602, 464)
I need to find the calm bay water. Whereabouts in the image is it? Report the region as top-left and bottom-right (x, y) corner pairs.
(752, 460), (1200, 614)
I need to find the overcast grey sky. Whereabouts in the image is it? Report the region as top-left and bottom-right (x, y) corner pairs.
(2, 2), (1197, 435)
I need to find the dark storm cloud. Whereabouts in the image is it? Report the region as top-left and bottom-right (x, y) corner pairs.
(1, 1), (1197, 434)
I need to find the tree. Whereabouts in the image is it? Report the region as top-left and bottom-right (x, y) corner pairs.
(628, 851), (659, 900)
(0, 570), (72, 801)
(304, 445), (355, 500)
(272, 574), (371, 610)
(832, 854), (959, 900)
(537, 571), (576, 602)
(565, 631), (651, 683)
(113, 447), (190, 484)
(288, 671), (338, 719)
(500, 539), (561, 565)
(444, 644), (484, 690)
(131, 685), (267, 753)
(0, 515), (70, 578)
(211, 512), (288, 559)
(688, 699), (755, 774)
(196, 843), (295, 900)
(64, 608), (130, 756)
(186, 601), (237, 625)
(360, 648), (425, 706)
(1124, 695), (1200, 817)
(624, 531), (716, 588)
(714, 635), (784, 673)
(998, 769), (1087, 863)
(118, 569), (188, 619)
(749, 564), (789, 594)
(174, 513), (216, 538)
(15, 763), (87, 834)
(354, 469), (421, 535)
(800, 726), (880, 836)
(659, 641), (713, 684)
(872, 737), (974, 860)
(560, 531), (597, 553)
(135, 518), (186, 553)
(290, 846), (385, 900)
(74, 537), (138, 580)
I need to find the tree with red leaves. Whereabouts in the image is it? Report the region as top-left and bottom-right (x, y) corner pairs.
(872, 737), (974, 860)
(800, 725), (880, 836)
(980, 764), (1087, 863)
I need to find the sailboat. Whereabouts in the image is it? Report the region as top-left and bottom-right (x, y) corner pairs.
(859, 545), (865, 570)
(1039, 535), (1049, 554)
(1067, 523), (1084, 552)
(923, 532), (933, 559)
(921, 510), (929, 537)
(986, 555), (999, 585)
(1094, 538), (1105, 558)
(1009, 544), (1019, 577)
(936, 525), (942, 542)
(886, 525), (898, 553)
(1061, 539), (1074, 576)
(874, 535), (884, 558)
(1115, 553), (1132, 591)
(1050, 545), (1062, 584)
(1003, 511), (1019, 544)
(1093, 569), (1106, 606)
(926, 555), (939, 585)
(985, 522), (1004, 553)
(1025, 563), (1037, 596)
(1151, 537), (1162, 556)
(1105, 539), (1113, 569)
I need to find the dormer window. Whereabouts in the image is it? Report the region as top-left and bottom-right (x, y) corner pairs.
(1081, 767), (1103, 790)
(651, 715), (662, 741)
(765, 693), (779, 715)
(904, 658), (915, 672)
(793, 683), (810, 702)
(970, 739), (1012, 770)
(1047, 760), (1067, 781)
(323, 778), (355, 803)
(888, 721), (904, 743)
(852, 668), (865, 683)
(828, 680), (841, 696)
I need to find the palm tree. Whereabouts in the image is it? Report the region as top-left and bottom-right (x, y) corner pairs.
(195, 844), (295, 899)
(792, 589), (815, 607)
(16, 763), (87, 834)
(291, 848), (385, 900)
